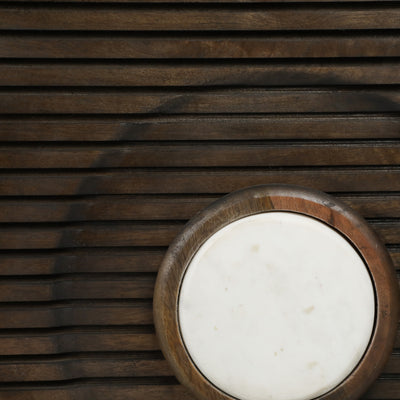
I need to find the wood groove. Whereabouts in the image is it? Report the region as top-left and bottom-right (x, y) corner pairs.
(0, 274), (156, 301)
(1, 5), (399, 31)
(1, 63), (400, 86)
(1, 169), (400, 196)
(0, 327), (159, 355)
(1, 89), (398, 114)
(1, 35), (398, 59)
(0, 115), (398, 141)
(0, 143), (399, 169)
(0, 1), (398, 398)
(0, 300), (153, 328)
(0, 248), (166, 275)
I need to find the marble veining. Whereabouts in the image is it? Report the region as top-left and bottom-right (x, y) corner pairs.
(178, 212), (375, 400)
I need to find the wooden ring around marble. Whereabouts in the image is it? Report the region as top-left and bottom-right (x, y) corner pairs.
(153, 184), (399, 400)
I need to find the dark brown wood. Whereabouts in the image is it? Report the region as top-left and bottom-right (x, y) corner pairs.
(0, 194), (398, 223)
(0, 274), (156, 301)
(0, 383), (192, 400)
(154, 185), (400, 400)
(0, 300), (153, 328)
(1, 1), (399, 398)
(1, 35), (397, 59)
(1, 143), (399, 169)
(1, 89), (399, 114)
(1, 115), (398, 141)
(0, 223), (183, 249)
(1, 5), (399, 31)
(0, 354), (172, 382)
(0, 327), (159, 355)
(364, 380), (400, 399)
(0, 248), (165, 275)
(1, 169), (400, 196)
(2, 63), (400, 86)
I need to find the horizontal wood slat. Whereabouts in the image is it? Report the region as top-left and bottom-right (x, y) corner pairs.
(0, 301), (153, 328)
(0, 275), (156, 301)
(1, 2), (399, 398)
(2, 169), (400, 196)
(1, 35), (398, 59)
(364, 380), (400, 399)
(1, 6), (399, 31)
(0, 353), (398, 382)
(0, 249), (166, 275)
(0, 219), (396, 249)
(0, 328), (159, 355)
(0, 223), (183, 249)
(0, 247), (398, 276)
(0, 194), (398, 223)
(2, 63), (400, 87)
(0, 354), (171, 382)
(1, 115), (399, 141)
(0, 381), (398, 400)
(2, 89), (399, 114)
(0, 383), (192, 400)
(2, 143), (400, 169)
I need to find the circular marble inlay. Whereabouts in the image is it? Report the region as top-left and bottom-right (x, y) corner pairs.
(178, 212), (375, 400)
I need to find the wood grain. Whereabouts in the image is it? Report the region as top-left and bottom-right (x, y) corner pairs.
(0, 327), (159, 355)
(0, 383), (192, 400)
(0, 300), (153, 328)
(1, 5), (399, 31)
(0, 274), (156, 301)
(1, 35), (397, 59)
(1, 62), (400, 86)
(0, 194), (398, 223)
(0, 222), (183, 249)
(0, 219), (397, 249)
(1, 143), (399, 168)
(1, 115), (398, 141)
(0, 248), (165, 275)
(1, 89), (399, 114)
(0, 354), (171, 382)
(1, 1), (399, 398)
(1, 169), (400, 196)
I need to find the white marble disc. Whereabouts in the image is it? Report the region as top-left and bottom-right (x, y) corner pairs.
(178, 212), (375, 400)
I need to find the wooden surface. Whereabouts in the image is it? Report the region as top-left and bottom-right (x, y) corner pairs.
(0, 1), (399, 399)
(154, 185), (400, 400)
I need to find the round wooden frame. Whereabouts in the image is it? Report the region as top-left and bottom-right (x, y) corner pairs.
(154, 184), (399, 400)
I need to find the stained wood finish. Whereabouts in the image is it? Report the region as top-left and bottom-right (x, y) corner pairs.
(154, 185), (400, 400)
(1, 1), (399, 399)
(1, 5), (399, 31)
(1, 115), (399, 141)
(2, 89), (399, 114)
(1, 63), (400, 86)
(1, 35), (397, 59)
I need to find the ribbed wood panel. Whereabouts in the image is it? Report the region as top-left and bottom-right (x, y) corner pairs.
(0, 1), (399, 399)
